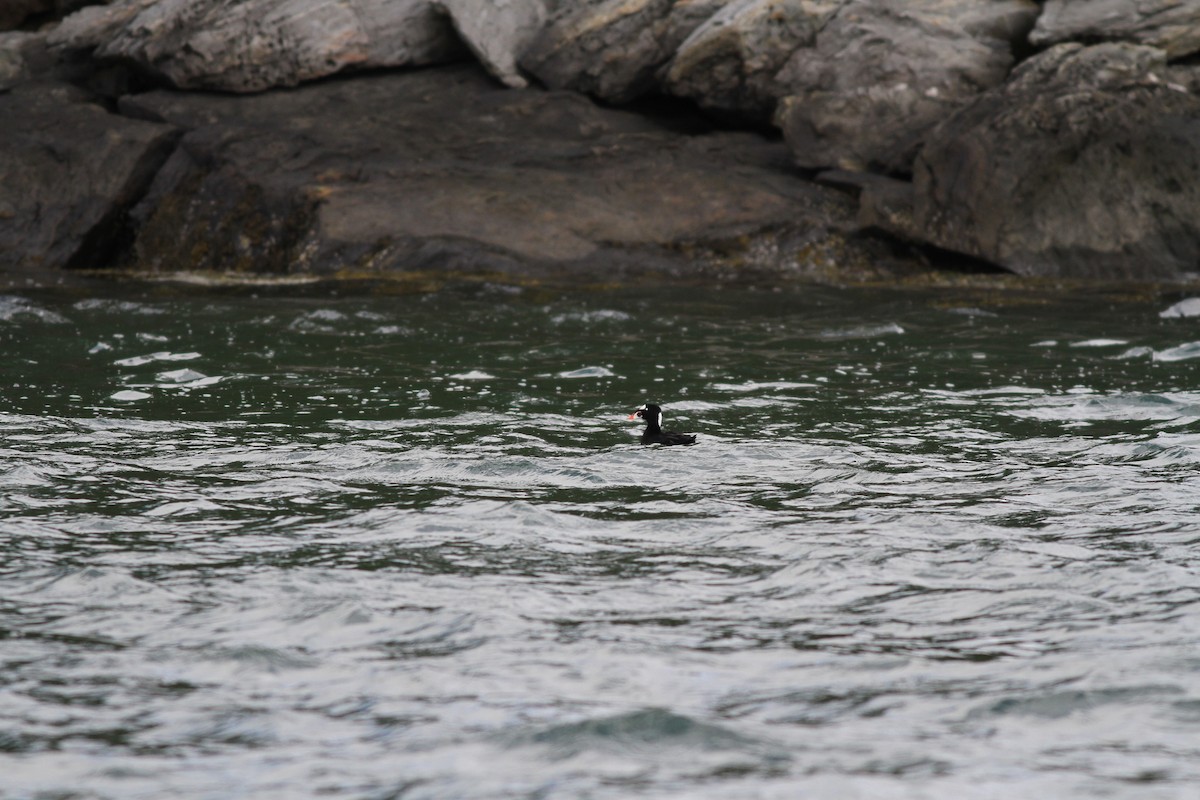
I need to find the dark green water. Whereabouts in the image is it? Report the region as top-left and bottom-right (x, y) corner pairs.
(3, 282), (1200, 799)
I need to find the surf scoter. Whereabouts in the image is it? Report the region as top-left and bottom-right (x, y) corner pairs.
(629, 403), (696, 446)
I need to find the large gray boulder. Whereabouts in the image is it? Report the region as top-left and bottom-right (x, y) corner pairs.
(435, 0), (547, 89)
(863, 43), (1200, 280)
(664, 0), (842, 121)
(115, 64), (873, 280)
(520, 0), (724, 103)
(0, 81), (177, 273)
(1031, 0), (1200, 60)
(48, 0), (465, 92)
(774, 0), (1037, 173)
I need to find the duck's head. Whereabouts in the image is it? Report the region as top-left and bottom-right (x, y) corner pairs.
(628, 403), (663, 429)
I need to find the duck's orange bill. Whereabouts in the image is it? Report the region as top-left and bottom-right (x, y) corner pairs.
(627, 413), (637, 419)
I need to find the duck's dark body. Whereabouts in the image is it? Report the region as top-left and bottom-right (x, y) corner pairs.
(629, 403), (696, 446)
(641, 428), (697, 446)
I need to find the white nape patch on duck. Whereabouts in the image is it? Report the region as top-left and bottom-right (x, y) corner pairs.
(656, 410), (663, 429)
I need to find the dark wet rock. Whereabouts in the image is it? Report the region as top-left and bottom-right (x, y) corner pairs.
(1031, 0), (1200, 60)
(3, 26), (152, 97)
(520, 0), (724, 103)
(774, 0), (1037, 173)
(0, 0), (99, 30)
(48, 0), (466, 93)
(862, 43), (1200, 280)
(115, 64), (876, 280)
(0, 0), (59, 31)
(664, 0), (840, 122)
(0, 81), (178, 274)
(836, 171), (914, 234)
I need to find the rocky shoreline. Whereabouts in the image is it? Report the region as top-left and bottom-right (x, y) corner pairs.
(3, 1), (1199, 287)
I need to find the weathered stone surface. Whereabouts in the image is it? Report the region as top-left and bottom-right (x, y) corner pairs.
(957, 0), (1040, 43)
(49, 0), (465, 93)
(0, 32), (35, 89)
(664, 0), (841, 121)
(774, 0), (1037, 173)
(44, 0), (150, 56)
(865, 44), (1200, 280)
(1031, 0), (1200, 60)
(520, 0), (724, 103)
(0, 81), (178, 273)
(116, 64), (870, 280)
(839, 171), (914, 235)
(435, 0), (546, 89)
(3, 26), (143, 96)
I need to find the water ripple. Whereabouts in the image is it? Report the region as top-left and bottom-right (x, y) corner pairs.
(3, 287), (1200, 798)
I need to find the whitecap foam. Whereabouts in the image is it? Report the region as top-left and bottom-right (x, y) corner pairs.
(110, 390), (152, 401)
(1153, 342), (1200, 362)
(73, 298), (165, 315)
(550, 310), (632, 324)
(0, 296), (69, 324)
(288, 309), (349, 332)
(958, 386), (1047, 397)
(816, 322), (904, 340)
(557, 366), (616, 378)
(711, 380), (817, 393)
(157, 368), (208, 384)
(1112, 346), (1155, 360)
(1160, 298), (1200, 319)
(115, 351), (201, 367)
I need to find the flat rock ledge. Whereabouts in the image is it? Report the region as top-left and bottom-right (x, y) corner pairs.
(2, 63), (898, 284)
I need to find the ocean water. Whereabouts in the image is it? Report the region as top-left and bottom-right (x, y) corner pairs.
(2, 281), (1200, 799)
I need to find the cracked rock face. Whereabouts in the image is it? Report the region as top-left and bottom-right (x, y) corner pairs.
(869, 43), (1200, 281)
(773, 0), (1036, 173)
(0, 82), (178, 273)
(664, 0), (842, 121)
(1031, 0), (1200, 60)
(520, 0), (725, 103)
